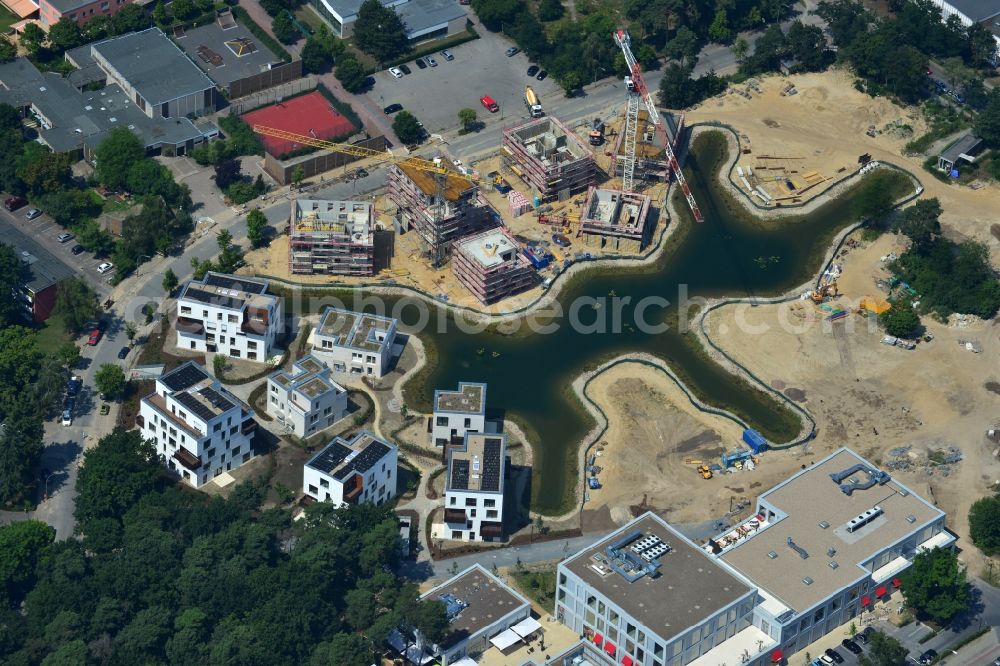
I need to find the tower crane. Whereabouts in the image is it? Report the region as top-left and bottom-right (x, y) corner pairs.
(612, 29), (704, 222)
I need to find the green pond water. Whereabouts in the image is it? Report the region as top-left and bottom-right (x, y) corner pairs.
(384, 131), (908, 514)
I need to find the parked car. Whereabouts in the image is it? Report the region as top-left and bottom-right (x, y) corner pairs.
(824, 649), (843, 664)
(364, 75), (376, 88)
(97, 262), (113, 274)
(99, 403), (110, 416)
(841, 639), (862, 655)
(819, 655), (835, 666)
(551, 233), (571, 247)
(67, 375), (82, 397)
(25, 208), (42, 220)
(61, 406), (73, 427)
(389, 66), (404, 78)
(918, 649), (937, 665)
(527, 64), (539, 77)
(383, 103), (403, 114)
(440, 49), (454, 61)
(3, 195), (26, 211)
(536, 70), (548, 81)
(56, 232), (74, 243)
(950, 91), (966, 104)
(117, 346), (131, 359)
(505, 46), (519, 57)
(425, 55), (438, 67)
(480, 95), (499, 112)
(414, 57), (427, 69)
(399, 63), (411, 75)
(70, 244), (84, 255)
(88, 328), (102, 346)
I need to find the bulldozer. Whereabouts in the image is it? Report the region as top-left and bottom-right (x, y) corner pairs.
(809, 282), (838, 303)
(697, 465), (713, 480)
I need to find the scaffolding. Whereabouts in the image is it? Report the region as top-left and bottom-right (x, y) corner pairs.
(451, 227), (536, 305)
(500, 116), (597, 203)
(288, 198), (375, 276)
(386, 164), (495, 267)
(579, 187), (653, 253)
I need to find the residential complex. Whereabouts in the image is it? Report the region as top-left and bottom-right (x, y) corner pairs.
(444, 433), (507, 542)
(579, 187), (654, 253)
(137, 362), (258, 488)
(176, 272), (283, 362)
(415, 564), (533, 666)
(302, 431), (398, 507)
(0, 218), (74, 323)
(38, 0), (132, 27)
(452, 228), (536, 305)
(554, 448), (954, 666)
(501, 115), (597, 203)
(312, 306), (398, 378)
(386, 163), (495, 266)
(432, 382), (487, 447)
(266, 354), (348, 438)
(289, 198), (376, 277)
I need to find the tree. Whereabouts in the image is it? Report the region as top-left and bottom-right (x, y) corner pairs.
(537, 0), (563, 21)
(161, 268), (178, 295)
(636, 43), (659, 71)
(0, 395), (44, 506)
(658, 62), (697, 108)
(54, 278), (100, 335)
(470, 0), (523, 32)
(291, 165), (305, 188)
(74, 218), (116, 257)
(124, 321), (138, 345)
(74, 428), (159, 528)
(0, 37), (16, 64)
(559, 71), (582, 97)
(54, 343), (81, 370)
(893, 198), (941, 252)
(20, 23), (45, 58)
(732, 37), (749, 64)
(310, 633), (372, 666)
(786, 20), (830, 71)
(213, 354), (226, 378)
(852, 176), (895, 224)
(901, 547), (969, 625)
(664, 26), (700, 64)
(965, 22), (996, 70)
(975, 89), (1000, 148)
(94, 364), (126, 399)
(0, 521), (54, 602)
(458, 108), (478, 131)
(880, 299), (920, 338)
(16, 142), (72, 196)
(113, 3), (150, 33)
(0, 244), (25, 328)
(968, 494), (1000, 556)
(48, 17), (83, 52)
(272, 11), (300, 44)
(171, 0), (196, 20)
(214, 159), (243, 191)
(152, 1), (170, 27)
(301, 38), (331, 74)
(335, 56), (368, 93)
(215, 229), (244, 273)
(392, 111), (423, 145)
(353, 0), (409, 63)
(95, 128), (146, 191)
(246, 208), (267, 248)
(708, 9), (731, 43)
(859, 630), (907, 666)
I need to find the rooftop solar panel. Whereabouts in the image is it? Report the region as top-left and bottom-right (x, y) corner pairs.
(308, 441), (353, 474)
(184, 286), (244, 310)
(481, 438), (502, 492)
(199, 386), (234, 412)
(451, 459), (470, 490)
(203, 272), (268, 294)
(160, 362), (210, 392)
(174, 391), (217, 422)
(333, 440), (391, 480)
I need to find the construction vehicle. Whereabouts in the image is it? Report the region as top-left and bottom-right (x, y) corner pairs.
(613, 29), (703, 222)
(809, 282), (838, 303)
(589, 118), (605, 146)
(524, 85), (544, 118)
(697, 465), (713, 480)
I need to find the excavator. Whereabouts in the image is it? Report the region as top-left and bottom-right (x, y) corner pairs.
(810, 282), (838, 303)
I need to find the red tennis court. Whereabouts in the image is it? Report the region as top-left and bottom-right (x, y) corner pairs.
(241, 91), (356, 157)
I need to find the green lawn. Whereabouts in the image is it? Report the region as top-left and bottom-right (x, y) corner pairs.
(36, 313), (73, 356)
(294, 6), (325, 34)
(0, 5), (17, 33)
(511, 569), (557, 613)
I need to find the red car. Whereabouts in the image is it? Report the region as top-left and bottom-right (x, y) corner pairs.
(3, 196), (27, 212)
(480, 95), (499, 113)
(87, 328), (102, 346)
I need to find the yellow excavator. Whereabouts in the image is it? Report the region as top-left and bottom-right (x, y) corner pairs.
(697, 465), (713, 480)
(810, 282), (838, 303)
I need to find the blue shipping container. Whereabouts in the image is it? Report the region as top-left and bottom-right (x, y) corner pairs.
(742, 429), (768, 454)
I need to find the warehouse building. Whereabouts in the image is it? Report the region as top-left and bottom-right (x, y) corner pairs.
(501, 115), (596, 203)
(452, 227), (535, 305)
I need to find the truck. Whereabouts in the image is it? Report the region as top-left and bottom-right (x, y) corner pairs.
(589, 118), (604, 146)
(524, 85), (543, 118)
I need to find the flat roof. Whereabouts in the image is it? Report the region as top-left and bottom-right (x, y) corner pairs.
(91, 28), (215, 106)
(395, 163), (474, 202)
(269, 353), (343, 399)
(455, 228), (521, 269)
(446, 433), (505, 494)
(0, 218), (76, 295)
(420, 564), (530, 650)
(315, 0), (406, 21)
(944, 0), (1000, 21)
(720, 448), (943, 613)
(507, 115), (593, 163)
(306, 431), (394, 480)
(177, 20), (282, 87)
(291, 198), (373, 241)
(938, 132), (984, 163)
(396, 0), (466, 37)
(434, 382), (486, 415)
(178, 272), (276, 311)
(563, 513), (754, 639)
(316, 306), (395, 352)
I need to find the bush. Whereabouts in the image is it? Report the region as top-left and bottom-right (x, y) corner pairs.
(880, 300), (920, 337)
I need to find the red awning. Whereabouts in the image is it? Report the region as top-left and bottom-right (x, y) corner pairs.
(892, 577), (902, 588)
(771, 648), (784, 663)
(875, 585), (888, 597)
(593, 634), (603, 647)
(622, 656), (634, 666)
(861, 595), (871, 606)
(604, 641), (617, 656)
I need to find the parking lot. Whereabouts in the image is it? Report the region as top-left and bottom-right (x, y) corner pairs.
(368, 34), (563, 133)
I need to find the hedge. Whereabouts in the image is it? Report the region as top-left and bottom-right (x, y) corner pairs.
(371, 23), (479, 74)
(232, 6), (292, 62)
(315, 83), (363, 134)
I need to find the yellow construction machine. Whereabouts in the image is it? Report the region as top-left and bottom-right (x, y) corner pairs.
(809, 282), (838, 303)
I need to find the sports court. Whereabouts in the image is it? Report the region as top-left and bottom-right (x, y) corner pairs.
(241, 91), (357, 157)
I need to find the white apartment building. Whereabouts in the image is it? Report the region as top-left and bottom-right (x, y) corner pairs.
(432, 382), (487, 447)
(137, 361), (258, 488)
(312, 306), (398, 379)
(303, 431), (398, 507)
(266, 354), (348, 438)
(176, 272), (283, 362)
(444, 433), (506, 542)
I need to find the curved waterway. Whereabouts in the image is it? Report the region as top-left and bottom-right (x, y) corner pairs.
(392, 131), (910, 513)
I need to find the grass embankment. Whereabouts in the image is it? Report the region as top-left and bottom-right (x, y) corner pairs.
(510, 569), (557, 613)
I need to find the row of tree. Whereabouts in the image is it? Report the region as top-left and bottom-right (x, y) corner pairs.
(0, 428), (449, 665)
(2, 5), (150, 66)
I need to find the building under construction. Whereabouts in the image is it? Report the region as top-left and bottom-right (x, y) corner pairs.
(613, 110), (683, 183)
(452, 227), (535, 305)
(386, 163), (494, 266)
(501, 116), (596, 202)
(288, 198), (376, 276)
(579, 187), (653, 252)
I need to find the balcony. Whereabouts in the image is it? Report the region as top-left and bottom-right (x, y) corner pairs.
(480, 521), (503, 538)
(444, 508), (467, 524)
(241, 419), (257, 436)
(173, 448), (202, 471)
(176, 317), (205, 335)
(136, 414), (144, 428)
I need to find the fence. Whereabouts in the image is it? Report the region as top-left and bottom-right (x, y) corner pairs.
(227, 60), (304, 99)
(263, 134), (388, 184)
(227, 76), (318, 116)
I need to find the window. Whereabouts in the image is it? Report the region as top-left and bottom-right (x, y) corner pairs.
(228, 315), (238, 323)
(484, 498), (496, 507)
(449, 497), (456, 505)
(486, 510), (498, 518)
(465, 498), (476, 507)
(180, 306), (191, 314)
(320, 478), (329, 488)
(436, 416), (448, 426)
